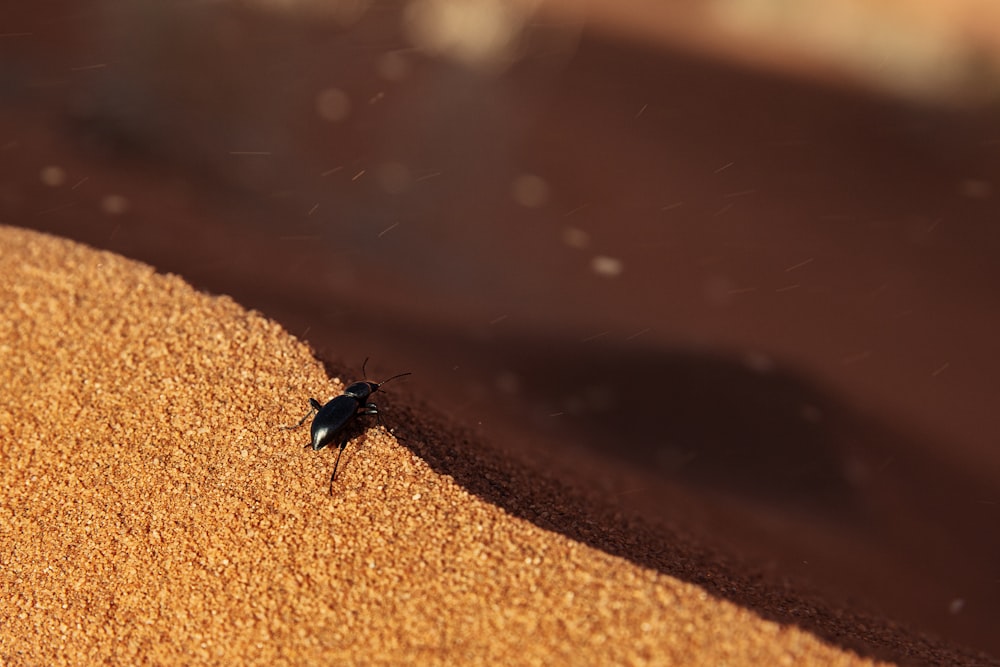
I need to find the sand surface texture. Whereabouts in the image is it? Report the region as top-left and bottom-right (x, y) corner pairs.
(0, 225), (941, 665)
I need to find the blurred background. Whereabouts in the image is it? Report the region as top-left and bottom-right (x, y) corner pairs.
(2, 0), (999, 660)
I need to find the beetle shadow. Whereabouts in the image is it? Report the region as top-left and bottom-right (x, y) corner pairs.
(500, 341), (859, 512)
(353, 334), (869, 516)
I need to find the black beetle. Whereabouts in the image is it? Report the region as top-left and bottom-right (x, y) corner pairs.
(282, 359), (410, 493)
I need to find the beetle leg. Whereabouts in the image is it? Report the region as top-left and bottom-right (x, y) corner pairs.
(359, 402), (383, 429)
(329, 430), (352, 494)
(281, 398), (322, 430)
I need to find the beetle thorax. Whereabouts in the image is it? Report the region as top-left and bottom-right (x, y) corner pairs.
(343, 381), (376, 401)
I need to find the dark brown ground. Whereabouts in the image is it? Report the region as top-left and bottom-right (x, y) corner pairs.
(1, 1), (999, 665)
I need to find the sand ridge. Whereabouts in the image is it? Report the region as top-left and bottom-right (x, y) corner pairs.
(1, 225), (888, 665)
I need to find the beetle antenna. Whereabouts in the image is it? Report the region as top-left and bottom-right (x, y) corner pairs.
(361, 357), (370, 379)
(375, 371), (412, 388)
